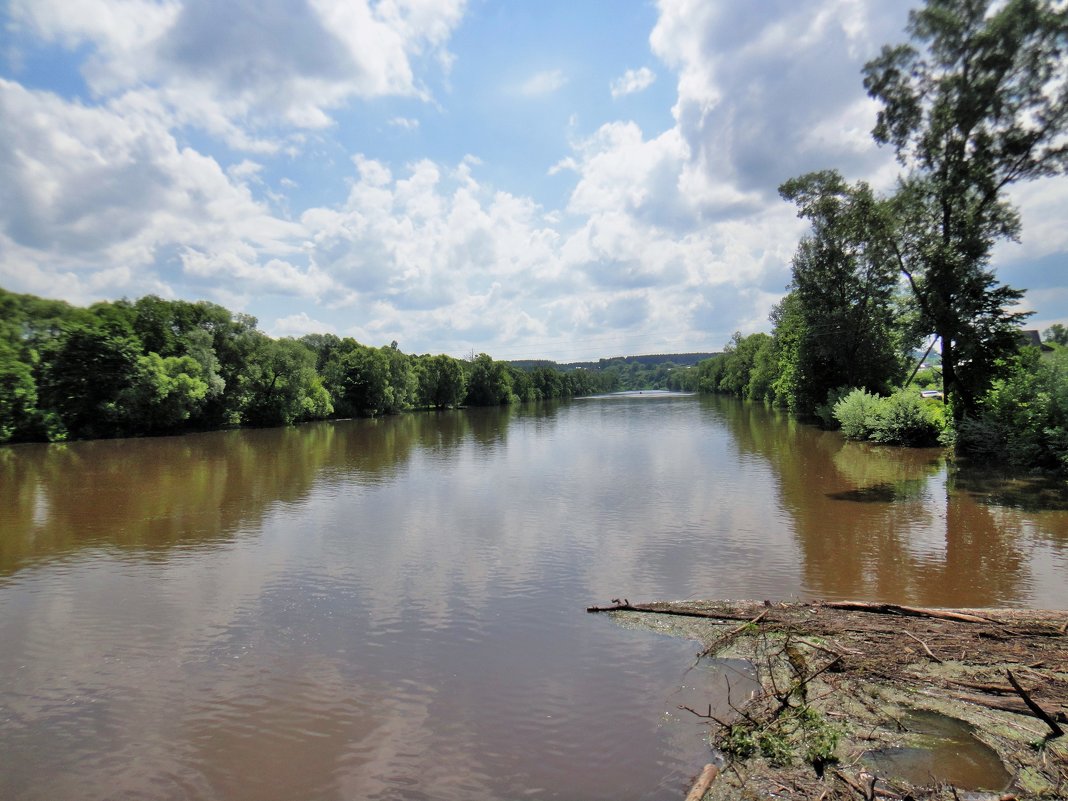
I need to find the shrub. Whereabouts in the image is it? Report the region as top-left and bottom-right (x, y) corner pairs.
(957, 348), (1068, 472)
(834, 388), (944, 446)
(870, 390), (943, 446)
(833, 388), (883, 440)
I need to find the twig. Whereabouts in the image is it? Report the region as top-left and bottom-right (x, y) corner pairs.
(904, 630), (944, 664)
(1006, 669), (1064, 738)
(698, 609), (769, 658)
(678, 704), (731, 728)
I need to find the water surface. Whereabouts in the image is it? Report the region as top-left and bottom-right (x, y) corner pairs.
(2, 395), (1066, 800)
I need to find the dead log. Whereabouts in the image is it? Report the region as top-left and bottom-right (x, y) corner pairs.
(683, 763), (719, 801)
(820, 601), (993, 625)
(586, 601), (770, 623)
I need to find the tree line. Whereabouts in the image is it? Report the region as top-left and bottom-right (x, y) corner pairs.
(0, 288), (616, 444)
(694, 0), (1068, 472)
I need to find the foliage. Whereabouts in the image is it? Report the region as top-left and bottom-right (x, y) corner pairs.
(416, 354), (467, 409)
(241, 336), (333, 427)
(719, 704), (841, 770)
(870, 390), (945, 446)
(696, 332), (779, 404)
(957, 347), (1068, 472)
(833, 389), (885, 441)
(39, 321), (143, 439)
(119, 353), (210, 434)
(1044, 324), (1068, 347)
(862, 0), (1067, 418)
(464, 353), (515, 406)
(834, 388), (944, 446)
(0, 341), (37, 442)
(0, 287), (616, 444)
(777, 171), (907, 416)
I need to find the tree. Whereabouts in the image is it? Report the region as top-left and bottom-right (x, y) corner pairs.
(777, 171), (906, 415)
(863, 0), (1068, 418)
(1044, 323), (1068, 346)
(415, 354), (466, 409)
(0, 341), (36, 442)
(241, 336), (332, 426)
(119, 353), (210, 434)
(338, 345), (392, 417)
(39, 322), (142, 439)
(464, 354), (514, 406)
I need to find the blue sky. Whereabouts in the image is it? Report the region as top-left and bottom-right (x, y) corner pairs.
(2, 0), (1065, 362)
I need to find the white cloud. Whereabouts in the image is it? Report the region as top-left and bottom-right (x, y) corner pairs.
(5, 0), (1064, 362)
(610, 67), (656, 98)
(271, 312), (337, 337)
(0, 79), (348, 308)
(8, 0), (468, 145)
(517, 69), (568, 96)
(649, 0), (908, 196)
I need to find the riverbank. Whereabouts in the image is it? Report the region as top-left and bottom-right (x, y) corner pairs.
(589, 600), (1068, 800)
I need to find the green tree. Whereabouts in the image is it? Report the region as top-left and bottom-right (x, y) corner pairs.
(718, 333), (771, 397)
(338, 345), (393, 417)
(119, 353), (210, 434)
(1044, 323), (1068, 346)
(958, 346), (1068, 470)
(0, 341), (37, 442)
(380, 344), (417, 414)
(415, 354), (466, 409)
(39, 322), (143, 439)
(777, 171), (905, 415)
(241, 337), (332, 426)
(863, 0), (1068, 418)
(464, 354), (514, 406)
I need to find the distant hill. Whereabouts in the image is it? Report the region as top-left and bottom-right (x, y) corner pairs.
(510, 352), (718, 371)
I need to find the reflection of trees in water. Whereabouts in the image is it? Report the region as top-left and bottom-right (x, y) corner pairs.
(0, 407), (526, 576)
(464, 405), (513, 448)
(702, 395), (1047, 607)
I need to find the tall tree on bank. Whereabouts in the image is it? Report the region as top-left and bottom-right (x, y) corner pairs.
(778, 171), (906, 416)
(863, 0), (1068, 419)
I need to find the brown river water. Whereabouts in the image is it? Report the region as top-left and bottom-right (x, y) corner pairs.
(1, 393), (1066, 800)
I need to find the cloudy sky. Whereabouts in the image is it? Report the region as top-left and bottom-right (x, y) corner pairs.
(2, 0), (1065, 362)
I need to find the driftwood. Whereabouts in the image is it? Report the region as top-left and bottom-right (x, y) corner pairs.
(819, 601), (995, 625)
(589, 598), (1068, 800)
(683, 764), (719, 801)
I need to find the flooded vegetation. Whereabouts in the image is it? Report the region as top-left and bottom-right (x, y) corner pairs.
(2, 395), (1067, 800)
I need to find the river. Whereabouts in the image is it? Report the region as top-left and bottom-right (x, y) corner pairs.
(1, 393), (1066, 800)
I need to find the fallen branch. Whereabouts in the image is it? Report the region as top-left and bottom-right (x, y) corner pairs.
(904, 630), (944, 664)
(586, 601), (769, 623)
(684, 763), (719, 801)
(820, 601), (992, 625)
(1007, 669), (1064, 739)
(677, 703), (731, 728)
(698, 609), (768, 657)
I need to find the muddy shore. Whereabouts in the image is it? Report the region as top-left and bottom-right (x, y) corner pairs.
(589, 600), (1068, 800)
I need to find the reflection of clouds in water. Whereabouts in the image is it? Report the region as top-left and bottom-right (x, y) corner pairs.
(5, 397), (1068, 801)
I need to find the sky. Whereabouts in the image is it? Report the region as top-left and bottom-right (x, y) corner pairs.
(1, 0), (1066, 363)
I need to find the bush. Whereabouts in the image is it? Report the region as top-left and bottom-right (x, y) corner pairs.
(870, 390), (943, 446)
(833, 388), (944, 446)
(833, 388), (883, 440)
(957, 348), (1068, 472)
